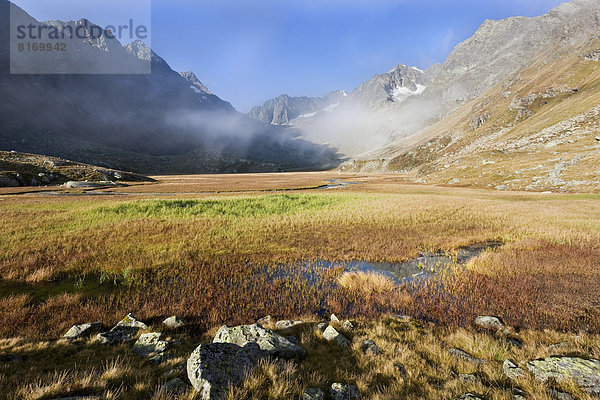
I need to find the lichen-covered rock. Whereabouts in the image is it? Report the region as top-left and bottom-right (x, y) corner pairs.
(96, 325), (140, 344)
(362, 339), (382, 355)
(474, 316), (505, 331)
(213, 324), (306, 359)
(163, 315), (186, 328)
(187, 342), (262, 399)
(133, 332), (169, 357)
(116, 313), (148, 329)
(322, 326), (351, 347)
(503, 359), (525, 380)
(449, 348), (488, 364)
(527, 356), (600, 395)
(330, 383), (359, 400)
(302, 387), (325, 400)
(62, 322), (103, 340)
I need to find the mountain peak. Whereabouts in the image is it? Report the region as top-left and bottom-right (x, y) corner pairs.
(125, 40), (168, 67)
(179, 71), (211, 94)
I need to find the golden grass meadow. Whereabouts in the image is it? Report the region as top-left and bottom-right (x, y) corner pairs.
(0, 173), (599, 399)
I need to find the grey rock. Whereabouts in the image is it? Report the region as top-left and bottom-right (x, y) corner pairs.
(62, 322), (103, 340)
(503, 359), (525, 380)
(329, 382), (359, 400)
(275, 320), (302, 330)
(449, 348), (488, 365)
(362, 339), (382, 355)
(302, 388), (325, 400)
(256, 315), (273, 327)
(116, 313), (148, 329)
(163, 377), (190, 395)
(474, 316), (505, 331)
(187, 342), (262, 399)
(322, 326), (351, 347)
(97, 325), (140, 345)
(133, 332), (169, 357)
(341, 320), (355, 331)
(527, 356), (600, 395)
(213, 324), (306, 359)
(455, 395), (484, 400)
(163, 315), (186, 329)
(330, 314), (340, 323)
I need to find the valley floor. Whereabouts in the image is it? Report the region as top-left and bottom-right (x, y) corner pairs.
(0, 173), (599, 399)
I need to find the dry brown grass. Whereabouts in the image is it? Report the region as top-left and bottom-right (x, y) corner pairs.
(338, 272), (396, 294)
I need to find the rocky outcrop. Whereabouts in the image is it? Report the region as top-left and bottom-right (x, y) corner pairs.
(527, 356), (600, 395)
(96, 314), (147, 345)
(213, 324), (306, 359)
(187, 342), (262, 400)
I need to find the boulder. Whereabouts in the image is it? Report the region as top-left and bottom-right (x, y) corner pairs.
(503, 359), (525, 380)
(527, 356), (600, 395)
(302, 388), (325, 400)
(330, 314), (340, 323)
(213, 324), (306, 359)
(275, 320), (302, 330)
(187, 342), (262, 399)
(116, 313), (148, 329)
(474, 316), (505, 331)
(163, 315), (186, 328)
(62, 322), (103, 340)
(97, 325), (140, 345)
(329, 383), (359, 400)
(362, 339), (382, 355)
(548, 388), (574, 400)
(133, 332), (169, 357)
(449, 348), (488, 365)
(322, 326), (351, 347)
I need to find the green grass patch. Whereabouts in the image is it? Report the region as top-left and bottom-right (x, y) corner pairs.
(93, 194), (346, 219)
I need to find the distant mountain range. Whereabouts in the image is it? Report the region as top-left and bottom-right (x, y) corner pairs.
(248, 0), (600, 191)
(0, 0), (339, 173)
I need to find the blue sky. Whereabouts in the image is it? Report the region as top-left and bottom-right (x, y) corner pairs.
(14, 0), (565, 111)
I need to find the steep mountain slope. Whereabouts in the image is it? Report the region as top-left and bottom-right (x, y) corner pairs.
(343, 40), (600, 192)
(0, 1), (338, 173)
(335, 0), (600, 191)
(248, 90), (347, 125)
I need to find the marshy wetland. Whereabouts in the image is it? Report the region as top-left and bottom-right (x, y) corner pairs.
(1, 172), (600, 399)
